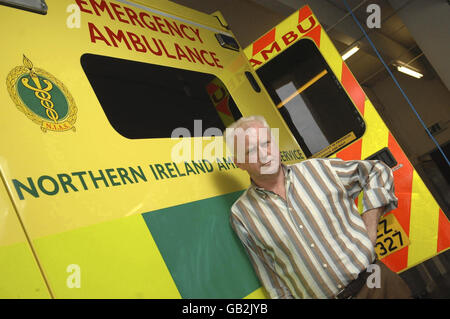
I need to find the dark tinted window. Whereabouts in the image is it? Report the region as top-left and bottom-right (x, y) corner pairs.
(81, 54), (242, 139)
(256, 39), (365, 158)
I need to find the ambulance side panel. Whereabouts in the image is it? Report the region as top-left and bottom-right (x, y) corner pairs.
(0, 0), (305, 298)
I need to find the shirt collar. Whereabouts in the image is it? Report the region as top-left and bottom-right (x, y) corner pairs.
(250, 164), (291, 199)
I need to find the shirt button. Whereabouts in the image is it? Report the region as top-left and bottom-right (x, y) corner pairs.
(310, 243), (315, 248)
(337, 284), (342, 289)
(323, 263), (328, 268)
(299, 225), (304, 229)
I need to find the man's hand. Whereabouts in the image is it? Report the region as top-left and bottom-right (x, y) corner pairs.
(361, 207), (384, 246)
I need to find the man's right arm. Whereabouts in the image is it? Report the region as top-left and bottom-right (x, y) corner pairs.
(230, 210), (294, 299)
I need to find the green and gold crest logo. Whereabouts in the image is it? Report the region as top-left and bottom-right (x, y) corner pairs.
(6, 55), (77, 132)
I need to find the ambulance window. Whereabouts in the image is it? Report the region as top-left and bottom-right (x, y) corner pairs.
(80, 54), (242, 139)
(256, 39), (366, 158)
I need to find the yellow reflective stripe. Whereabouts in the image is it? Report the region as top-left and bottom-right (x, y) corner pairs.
(319, 29), (342, 80)
(244, 287), (268, 299)
(357, 192), (364, 214)
(407, 171), (440, 267)
(360, 99), (389, 159)
(356, 99), (389, 215)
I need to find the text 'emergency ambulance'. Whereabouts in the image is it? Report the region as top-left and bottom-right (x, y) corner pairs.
(75, 0), (224, 68)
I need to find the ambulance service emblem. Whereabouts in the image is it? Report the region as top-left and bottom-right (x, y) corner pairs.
(6, 55), (77, 132)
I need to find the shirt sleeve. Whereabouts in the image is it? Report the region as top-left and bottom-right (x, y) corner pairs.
(229, 210), (294, 299)
(329, 159), (398, 215)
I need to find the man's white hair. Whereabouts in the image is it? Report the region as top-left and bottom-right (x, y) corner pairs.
(223, 115), (270, 154)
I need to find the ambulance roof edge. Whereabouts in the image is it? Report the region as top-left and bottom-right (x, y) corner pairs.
(117, 0), (232, 36)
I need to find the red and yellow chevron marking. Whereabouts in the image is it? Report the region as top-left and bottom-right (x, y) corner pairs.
(244, 5), (450, 273)
(206, 78), (235, 127)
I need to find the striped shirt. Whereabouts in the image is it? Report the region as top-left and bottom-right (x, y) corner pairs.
(230, 158), (398, 299)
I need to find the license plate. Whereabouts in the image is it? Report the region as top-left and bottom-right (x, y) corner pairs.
(375, 213), (410, 258)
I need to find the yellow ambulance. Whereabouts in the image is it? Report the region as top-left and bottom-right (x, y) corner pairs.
(0, 0), (305, 298)
(1, 0), (448, 299)
(244, 5), (449, 277)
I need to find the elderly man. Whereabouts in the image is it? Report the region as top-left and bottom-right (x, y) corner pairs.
(225, 115), (412, 299)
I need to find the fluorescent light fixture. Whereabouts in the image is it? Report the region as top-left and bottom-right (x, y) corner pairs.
(342, 46), (360, 60)
(397, 65), (423, 79)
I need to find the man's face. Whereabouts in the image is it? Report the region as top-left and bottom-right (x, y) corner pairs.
(232, 121), (281, 177)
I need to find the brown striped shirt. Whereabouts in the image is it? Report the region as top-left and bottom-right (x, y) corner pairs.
(230, 158), (398, 299)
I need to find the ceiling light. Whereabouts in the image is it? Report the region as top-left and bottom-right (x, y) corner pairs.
(397, 65), (423, 79)
(342, 46), (360, 60)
